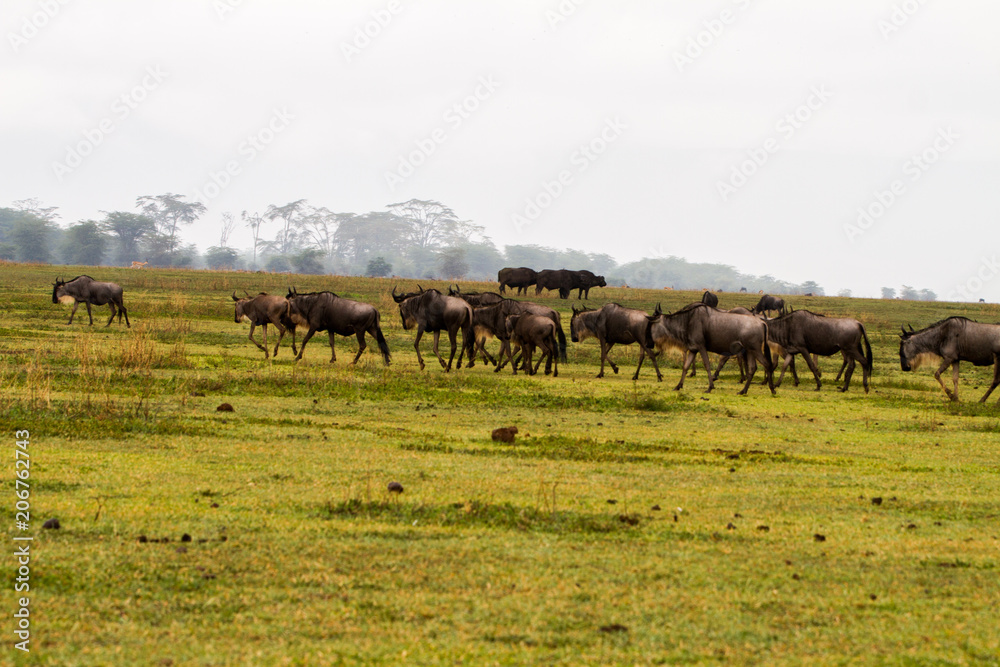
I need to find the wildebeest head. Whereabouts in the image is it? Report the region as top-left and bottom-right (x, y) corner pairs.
(392, 285), (425, 304)
(52, 278), (67, 304)
(570, 305), (595, 343)
(898, 324), (930, 371)
(397, 294), (418, 330)
(232, 291), (250, 323)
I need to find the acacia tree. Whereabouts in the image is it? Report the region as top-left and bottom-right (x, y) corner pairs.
(387, 199), (468, 250)
(265, 199), (308, 255)
(242, 210), (268, 270)
(136, 193), (206, 257)
(100, 211), (155, 265)
(295, 206), (340, 259)
(62, 221), (107, 266)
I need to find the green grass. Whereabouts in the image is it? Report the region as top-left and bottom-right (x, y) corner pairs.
(2, 263), (1000, 665)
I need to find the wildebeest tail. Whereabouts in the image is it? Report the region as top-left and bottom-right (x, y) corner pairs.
(762, 322), (774, 379)
(373, 312), (391, 365)
(861, 324), (873, 374)
(556, 323), (567, 362)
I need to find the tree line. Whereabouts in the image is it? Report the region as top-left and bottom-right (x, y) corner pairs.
(0, 195), (936, 299)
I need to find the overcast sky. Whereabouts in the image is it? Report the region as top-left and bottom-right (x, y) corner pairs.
(3, 1), (999, 300)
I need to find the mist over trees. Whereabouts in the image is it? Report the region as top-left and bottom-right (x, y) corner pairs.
(0, 195), (941, 299)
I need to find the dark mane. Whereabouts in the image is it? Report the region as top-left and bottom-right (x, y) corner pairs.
(909, 316), (972, 335)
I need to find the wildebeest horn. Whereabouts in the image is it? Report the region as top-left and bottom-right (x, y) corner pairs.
(908, 324), (914, 332)
(417, 284), (425, 293)
(232, 290), (239, 302)
(243, 290), (250, 298)
(391, 285), (404, 303)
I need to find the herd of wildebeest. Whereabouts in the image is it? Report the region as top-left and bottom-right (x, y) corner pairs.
(49, 267), (1000, 403)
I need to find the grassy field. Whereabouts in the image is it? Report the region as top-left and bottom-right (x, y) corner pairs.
(2, 263), (999, 666)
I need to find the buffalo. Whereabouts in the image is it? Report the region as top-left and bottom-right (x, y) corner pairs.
(52, 275), (130, 327)
(286, 289), (390, 365)
(765, 310), (872, 392)
(535, 269), (607, 300)
(497, 267), (538, 295)
(232, 291), (296, 359)
(649, 303), (774, 395)
(393, 286), (474, 371)
(571, 303), (662, 381)
(506, 314), (559, 376)
(899, 317), (1000, 402)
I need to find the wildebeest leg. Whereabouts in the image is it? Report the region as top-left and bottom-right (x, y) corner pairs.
(596, 340), (616, 378)
(711, 355), (729, 381)
(430, 330), (448, 370)
(773, 354), (793, 387)
(248, 323), (269, 357)
(675, 351), (697, 390)
(66, 300), (81, 325)
(270, 321), (287, 357)
(632, 346), (662, 382)
(445, 329), (460, 371)
(119, 299), (131, 328)
(350, 329), (366, 364)
(476, 338), (496, 367)
(327, 331), (338, 362)
(698, 349), (715, 393)
(105, 302), (117, 327)
(932, 359), (958, 401)
(739, 354), (759, 395)
(85, 301), (94, 325)
(979, 355), (1000, 402)
(294, 327), (318, 362)
(412, 327), (427, 370)
(494, 340), (512, 373)
(799, 353), (823, 391)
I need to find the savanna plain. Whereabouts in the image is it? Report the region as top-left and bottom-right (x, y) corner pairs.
(2, 264), (999, 666)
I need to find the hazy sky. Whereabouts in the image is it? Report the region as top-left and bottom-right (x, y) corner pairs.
(4, 1), (999, 300)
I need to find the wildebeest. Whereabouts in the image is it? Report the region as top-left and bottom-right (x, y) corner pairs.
(570, 303), (662, 381)
(285, 289), (390, 365)
(472, 299), (567, 369)
(505, 313), (559, 377)
(393, 286), (474, 371)
(447, 285), (504, 307)
(765, 310), (872, 392)
(497, 267), (538, 295)
(649, 303), (774, 395)
(535, 269), (607, 300)
(701, 291), (719, 307)
(899, 317), (1000, 402)
(232, 291), (296, 359)
(52, 275), (130, 327)
(752, 294), (785, 317)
